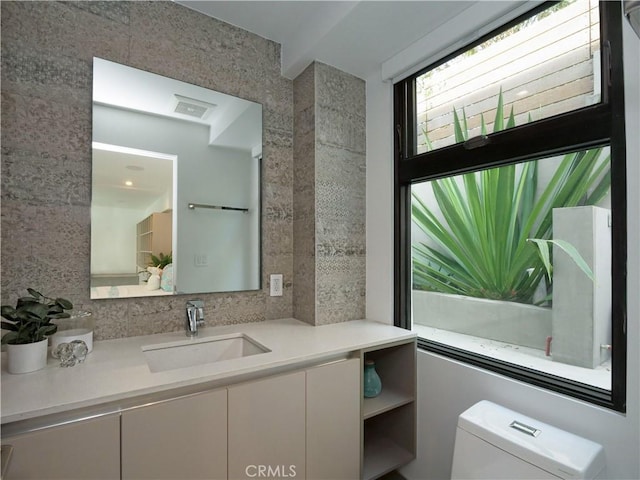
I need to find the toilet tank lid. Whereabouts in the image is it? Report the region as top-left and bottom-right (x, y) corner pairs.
(457, 401), (605, 479)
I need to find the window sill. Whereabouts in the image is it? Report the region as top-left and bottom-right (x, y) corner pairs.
(412, 324), (611, 390)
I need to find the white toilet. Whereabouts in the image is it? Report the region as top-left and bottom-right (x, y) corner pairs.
(451, 401), (606, 479)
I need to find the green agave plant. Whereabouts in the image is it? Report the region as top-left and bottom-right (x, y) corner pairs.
(412, 91), (610, 305)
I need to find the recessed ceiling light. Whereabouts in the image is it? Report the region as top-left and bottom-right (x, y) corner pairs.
(516, 90), (528, 97)
(125, 180), (133, 187)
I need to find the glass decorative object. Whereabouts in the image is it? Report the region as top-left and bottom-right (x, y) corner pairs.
(364, 359), (382, 398)
(52, 340), (89, 367)
(50, 311), (94, 352)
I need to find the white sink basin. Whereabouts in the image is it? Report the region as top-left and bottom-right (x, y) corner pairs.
(143, 333), (270, 373)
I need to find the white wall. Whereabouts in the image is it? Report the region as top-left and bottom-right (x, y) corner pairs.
(177, 146), (259, 293)
(143, 185), (173, 219)
(365, 74), (395, 324)
(365, 3), (640, 479)
(90, 205), (142, 275)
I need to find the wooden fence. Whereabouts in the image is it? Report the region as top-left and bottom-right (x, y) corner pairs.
(416, 0), (600, 153)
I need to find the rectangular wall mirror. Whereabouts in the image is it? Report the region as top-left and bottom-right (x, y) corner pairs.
(91, 58), (262, 299)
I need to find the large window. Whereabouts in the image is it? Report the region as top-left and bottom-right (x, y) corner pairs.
(394, 0), (627, 411)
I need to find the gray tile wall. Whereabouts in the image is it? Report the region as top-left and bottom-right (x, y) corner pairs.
(292, 62), (366, 325)
(1, 1), (294, 339)
(293, 64), (317, 325)
(314, 63), (366, 325)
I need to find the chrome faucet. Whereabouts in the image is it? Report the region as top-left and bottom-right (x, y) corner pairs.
(186, 300), (205, 336)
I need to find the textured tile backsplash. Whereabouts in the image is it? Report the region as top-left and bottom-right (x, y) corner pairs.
(1, 2), (365, 338)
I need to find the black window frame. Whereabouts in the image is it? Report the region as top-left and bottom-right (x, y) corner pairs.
(394, 0), (627, 412)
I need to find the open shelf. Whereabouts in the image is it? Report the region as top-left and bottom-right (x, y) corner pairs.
(362, 435), (414, 480)
(136, 212), (172, 269)
(361, 340), (416, 480)
(363, 389), (414, 420)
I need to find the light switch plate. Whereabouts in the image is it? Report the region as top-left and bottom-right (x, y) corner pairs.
(270, 274), (283, 296)
(194, 253), (208, 267)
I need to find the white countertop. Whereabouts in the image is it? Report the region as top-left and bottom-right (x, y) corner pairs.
(1, 319), (415, 425)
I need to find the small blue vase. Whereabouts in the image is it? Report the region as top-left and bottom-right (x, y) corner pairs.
(364, 359), (382, 398)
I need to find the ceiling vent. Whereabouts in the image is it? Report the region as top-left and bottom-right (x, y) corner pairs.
(173, 94), (216, 119)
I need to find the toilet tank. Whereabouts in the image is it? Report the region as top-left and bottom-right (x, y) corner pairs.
(451, 401), (605, 480)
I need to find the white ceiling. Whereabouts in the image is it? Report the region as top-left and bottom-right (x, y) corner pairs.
(175, 1), (478, 80)
(92, 146), (174, 209)
(93, 58), (262, 152)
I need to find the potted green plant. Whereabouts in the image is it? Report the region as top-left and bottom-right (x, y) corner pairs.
(1, 288), (73, 374)
(149, 252), (172, 270)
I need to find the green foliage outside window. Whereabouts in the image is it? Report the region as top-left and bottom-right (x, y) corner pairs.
(412, 93), (610, 305)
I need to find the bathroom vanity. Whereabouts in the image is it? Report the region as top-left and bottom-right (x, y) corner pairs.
(1, 319), (416, 480)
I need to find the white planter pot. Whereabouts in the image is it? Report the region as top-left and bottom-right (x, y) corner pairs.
(6, 338), (48, 374)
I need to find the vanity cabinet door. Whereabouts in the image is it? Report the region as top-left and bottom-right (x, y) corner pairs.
(3, 414), (120, 479)
(307, 358), (360, 480)
(228, 371), (306, 479)
(121, 389), (227, 480)
(306, 358), (361, 480)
